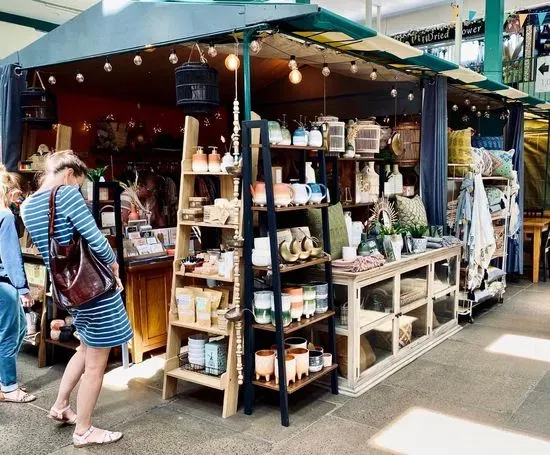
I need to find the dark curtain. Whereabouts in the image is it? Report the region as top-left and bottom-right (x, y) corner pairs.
(420, 76), (448, 229)
(0, 64), (25, 171)
(505, 105), (524, 275)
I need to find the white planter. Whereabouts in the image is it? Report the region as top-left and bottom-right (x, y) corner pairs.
(412, 237), (427, 254)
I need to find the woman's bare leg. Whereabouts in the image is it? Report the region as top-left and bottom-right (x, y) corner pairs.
(51, 343), (86, 413)
(75, 346), (110, 435)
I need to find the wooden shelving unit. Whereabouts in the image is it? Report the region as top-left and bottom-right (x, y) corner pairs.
(251, 203), (329, 212)
(242, 120), (338, 427)
(162, 115), (239, 419)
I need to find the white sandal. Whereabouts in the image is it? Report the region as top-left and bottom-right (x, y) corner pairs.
(48, 405), (77, 425)
(73, 426), (123, 448)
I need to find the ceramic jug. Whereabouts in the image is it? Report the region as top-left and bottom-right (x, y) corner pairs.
(392, 164), (403, 195)
(307, 183), (328, 204)
(250, 182), (267, 206)
(344, 211), (353, 247)
(291, 183), (312, 205)
(268, 121), (283, 144)
(354, 163), (362, 203)
(367, 161), (380, 202)
(360, 164), (372, 203)
(274, 183), (294, 207)
(192, 146), (208, 173)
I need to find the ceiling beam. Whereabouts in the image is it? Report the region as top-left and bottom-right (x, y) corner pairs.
(0, 11), (58, 32)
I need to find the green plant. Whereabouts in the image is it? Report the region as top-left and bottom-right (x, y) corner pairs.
(408, 224), (429, 239)
(373, 221), (399, 236)
(87, 166), (108, 182)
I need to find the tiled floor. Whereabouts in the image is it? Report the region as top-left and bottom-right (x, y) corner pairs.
(6, 278), (550, 454)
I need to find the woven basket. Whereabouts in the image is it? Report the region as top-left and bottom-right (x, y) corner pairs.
(375, 323), (413, 350)
(393, 122), (420, 164)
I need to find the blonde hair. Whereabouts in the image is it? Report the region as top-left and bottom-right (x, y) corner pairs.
(44, 150), (88, 178)
(0, 164), (21, 208)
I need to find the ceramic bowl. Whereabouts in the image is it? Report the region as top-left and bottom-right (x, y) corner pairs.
(309, 350), (324, 373)
(285, 337), (308, 349)
(188, 334), (208, 345)
(252, 249), (271, 267)
(254, 237), (271, 250)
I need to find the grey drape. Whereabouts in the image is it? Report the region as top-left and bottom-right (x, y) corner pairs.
(505, 105), (524, 275)
(0, 64), (25, 171)
(420, 76), (448, 229)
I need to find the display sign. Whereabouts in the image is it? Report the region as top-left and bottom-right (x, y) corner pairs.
(392, 19), (485, 46)
(535, 55), (550, 92)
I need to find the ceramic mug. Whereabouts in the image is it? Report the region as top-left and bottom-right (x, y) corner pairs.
(307, 183), (327, 204)
(291, 183), (312, 205)
(342, 246), (357, 261)
(322, 352), (333, 368)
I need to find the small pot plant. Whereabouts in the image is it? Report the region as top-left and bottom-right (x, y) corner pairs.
(373, 221), (404, 261)
(408, 224), (429, 254)
(87, 166), (108, 182)
(84, 166), (108, 201)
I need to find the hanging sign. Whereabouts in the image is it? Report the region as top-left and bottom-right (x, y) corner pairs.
(535, 55), (550, 92)
(392, 19), (484, 46)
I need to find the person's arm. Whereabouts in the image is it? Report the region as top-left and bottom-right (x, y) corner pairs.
(0, 211), (30, 295)
(60, 187), (116, 266)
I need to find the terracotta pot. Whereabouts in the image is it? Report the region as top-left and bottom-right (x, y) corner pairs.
(129, 203), (140, 221)
(274, 354), (297, 386)
(283, 287), (303, 322)
(255, 349), (275, 382)
(288, 347), (309, 380)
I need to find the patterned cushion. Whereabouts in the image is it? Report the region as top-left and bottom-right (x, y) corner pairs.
(488, 149), (515, 178)
(396, 195), (428, 228)
(307, 202), (348, 260)
(448, 128), (473, 176)
(471, 147), (493, 176)
(471, 136), (504, 151)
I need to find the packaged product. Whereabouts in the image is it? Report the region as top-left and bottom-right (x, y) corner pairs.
(203, 289), (223, 325)
(176, 287), (195, 323)
(195, 291), (212, 328)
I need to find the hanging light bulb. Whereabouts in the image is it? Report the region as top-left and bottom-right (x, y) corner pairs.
(322, 63), (331, 77)
(134, 53), (142, 66)
(249, 39), (262, 54)
(288, 55), (297, 70)
(484, 111), (491, 119)
(408, 90), (415, 101)
(76, 72), (84, 83)
(225, 53), (240, 71)
(289, 68), (302, 84)
(350, 61), (359, 74)
(452, 104), (459, 111)
(486, 104), (491, 111)
(476, 111), (482, 118)
(48, 74), (56, 85)
(462, 114), (469, 123)
(390, 86), (398, 98)
(103, 58), (112, 73)
(208, 44), (218, 58)
(169, 48), (178, 64)
(370, 68), (378, 80)
(464, 98), (471, 106)
(383, 115), (390, 124)
(471, 105), (477, 112)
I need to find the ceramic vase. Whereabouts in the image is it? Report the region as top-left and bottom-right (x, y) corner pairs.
(271, 293), (292, 327)
(354, 163), (362, 204)
(288, 348), (309, 380)
(392, 164), (403, 195)
(357, 232), (370, 257)
(293, 127), (308, 146)
(275, 354), (297, 386)
(253, 291), (273, 324)
(311, 281), (329, 314)
(309, 350), (324, 373)
(268, 121), (283, 144)
(274, 183), (294, 207)
(285, 337), (308, 349)
(308, 124), (323, 147)
(284, 287), (304, 322)
(250, 182), (267, 206)
(302, 285), (316, 318)
(367, 162), (379, 202)
(220, 152), (234, 173)
(255, 350), (275, 381)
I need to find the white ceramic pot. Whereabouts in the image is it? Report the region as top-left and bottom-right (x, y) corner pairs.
(255, 349), (275, 381)
(252, 249), (271, 267)
(412, 237), (427, 253)
(254, 237), (270, 251)
(308, 129), (323, 147)
(253, 291), (273, 324)
(288, 348), (309, 380)
(274, 354), (297, 386)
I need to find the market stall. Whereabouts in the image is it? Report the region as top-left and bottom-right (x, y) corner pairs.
(1, 0), (549, 428)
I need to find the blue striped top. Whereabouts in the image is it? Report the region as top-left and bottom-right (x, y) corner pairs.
(21, 186), (133, 348)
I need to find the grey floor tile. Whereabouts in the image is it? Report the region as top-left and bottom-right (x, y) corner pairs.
(15, 351), (65, 392)
(534, 370), (550, 393)
(474, 310), (550, 338)
(50, 404), (272, 455)
(269, 415), (384, 455)
(507, 391), (550, 439)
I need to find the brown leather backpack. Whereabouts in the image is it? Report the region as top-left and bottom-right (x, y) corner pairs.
(48, 185), (116, 309)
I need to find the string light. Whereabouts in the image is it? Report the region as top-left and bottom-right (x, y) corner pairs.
(408, 90), (415, 101)
(383, 116), (390, 124)
(249, 39), (262, 54)
(76, 72), (84, 83)
(390, 86), (398, 98)
(486, 104), (491, 111)
(464, 98), (471, 106)
(471, 105), (477, 112)
(452, 104), (459, 111)
(350, 61), (359, 74)
(103, 58), (112, 73)
(169, 48), (178, 64)
(462, 114), (469, 122)
(288, 55), (297, 70)
(476, 111), (482, 118)
(225, 53), (240, 71)
(484, 111), (491, 119)
(322, 63), (331, 77)
(48, 74), (56, 85)
(208, 44), (218, 58)
(370, 68), (378, 80)
(289, 68), (302, 84)
(133, 53), (142, 66)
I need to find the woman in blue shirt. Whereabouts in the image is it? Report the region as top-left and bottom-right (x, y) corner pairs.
(21, 151), (131, 448)
(0, 166), (35, 403)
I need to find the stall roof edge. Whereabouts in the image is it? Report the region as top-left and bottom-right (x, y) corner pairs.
(1, 1), (547, 116)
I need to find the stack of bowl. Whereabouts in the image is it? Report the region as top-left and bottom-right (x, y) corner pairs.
(188, 333), (209, 367)
(252, 237), (271, 267)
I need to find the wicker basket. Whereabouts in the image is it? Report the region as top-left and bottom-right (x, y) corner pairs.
(393, 122), (420, 164)
(493, 225), (506, 258)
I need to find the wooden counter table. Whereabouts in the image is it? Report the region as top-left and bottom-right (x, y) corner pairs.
(125, 256), (173, 363)
(523, 217), (550, 284)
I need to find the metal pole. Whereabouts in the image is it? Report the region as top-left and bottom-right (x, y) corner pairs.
(365, 0), (373, 28)
(243, 30), (252, 121)
(484, 0), (504, 82)
(544, 120), (550, 212)
(376, 4), (381, 32)
(454, 0), (463, 65)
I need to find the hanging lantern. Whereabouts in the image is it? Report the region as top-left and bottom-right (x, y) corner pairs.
(225, 53), (240, 71)
(476, 111), (482, 118)
(175, 62), (220, 114)
(370, 68), (378, 80)
(76, 72), (84, 83)
(462, 114), (469, 123)
(464, 98), (471, 106)
(289, 69), (302, 85)
(484, 111), (491, 119)
(471, 105), (477, 112)
(407, 91), (415, 101)
(452, 104), (459, 111)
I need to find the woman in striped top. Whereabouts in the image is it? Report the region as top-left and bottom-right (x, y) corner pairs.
(21, 151), (132, 448)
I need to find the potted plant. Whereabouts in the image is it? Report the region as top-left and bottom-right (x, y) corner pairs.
(84, 166), (108, 201)
(373, 221), (404, 261)
(408, 224), (429, 253)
